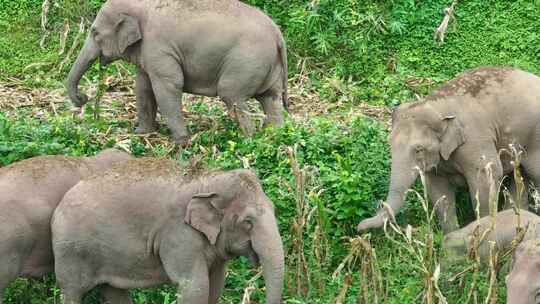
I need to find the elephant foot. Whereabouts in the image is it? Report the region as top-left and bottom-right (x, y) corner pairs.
(171, 134), (191, 147)
(263, 115), (285, 129)
(134, 123), (158, 135)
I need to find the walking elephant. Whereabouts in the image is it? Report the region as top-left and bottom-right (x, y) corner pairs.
(66, 0), (288, 146)
(357, 67), (540, 233)
(51, 158), (284, 304)
(0, 149), (132, 304)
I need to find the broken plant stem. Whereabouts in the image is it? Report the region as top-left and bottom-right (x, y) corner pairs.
(434, 0), (457, 44)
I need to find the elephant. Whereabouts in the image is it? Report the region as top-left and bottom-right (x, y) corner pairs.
(0, 149), (132, 304)
(66, 0), (288, 146)
(357, 66), (540, 233)
(51, 158), (285, 304)
(506, 239), (540, 304)
(443, 209), (540, 263)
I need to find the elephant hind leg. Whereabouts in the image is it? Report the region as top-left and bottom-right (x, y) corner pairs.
(55, 258), (95, 304)
(256, 87), (285, 128)
(217, 47), (275, 137)
(100, 285), (133, 304)
(220, 96), (256, 137)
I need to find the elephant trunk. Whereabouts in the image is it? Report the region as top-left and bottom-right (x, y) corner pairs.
(66, 36), (100, 107)
(358, 155), (418, 231)
(251, 207), (285, 304)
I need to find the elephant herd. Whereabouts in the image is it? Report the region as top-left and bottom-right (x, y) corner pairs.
(2, 0), (540, 303)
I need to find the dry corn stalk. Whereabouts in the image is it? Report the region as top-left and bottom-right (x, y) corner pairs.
(58, 19), (70, 55)
(58, 18), (86, 72)
(377, 167), (447, 303)
(40, 0), (51, 48)
(434, 1), (457, 44)
(332, 236), (383, 304)
(280, 145), (321, 297)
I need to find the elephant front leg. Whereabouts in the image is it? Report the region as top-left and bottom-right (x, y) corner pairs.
(426, 173), (458, 233)
(148, 70), (190, 146)
(208, 262), (227, 304)
(134, 69), (158, 134)
(172, 264), (210, 304)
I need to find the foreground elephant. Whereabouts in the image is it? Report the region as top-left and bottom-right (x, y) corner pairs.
(507, 239), (540, 304)
(357, 66), (540, 233)
(51, 158), (284, 304)
(67, 0), (288, 146)
(443, 209), (540, 263)
(0, 149), (132, 304)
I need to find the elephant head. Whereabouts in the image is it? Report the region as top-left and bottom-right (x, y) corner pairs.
(66, 2), (142, 107)
(184, 170), (284, 304)
(506, 240), (540, 304)
(357, 102), (465, 231)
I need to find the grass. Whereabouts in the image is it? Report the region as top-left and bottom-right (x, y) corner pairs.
(1, 0), (539, 303)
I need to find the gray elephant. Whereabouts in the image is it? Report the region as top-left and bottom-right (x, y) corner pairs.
(506, 239), (540, 304)
(0, 149), (132, 304)
(51, 158), (284, 304)
(66, 0), (288, 146)
(443, 209), (540, 263)
(357, 66), (540, 233)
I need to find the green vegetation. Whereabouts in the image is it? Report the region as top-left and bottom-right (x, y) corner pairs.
(1, 0), (539, 303)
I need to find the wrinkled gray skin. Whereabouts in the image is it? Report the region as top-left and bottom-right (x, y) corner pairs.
(52, 159), (284, 304)
(66, 0), (288, 146)
(507, 239), (540, 304)
(358, 67), (540, 233)
(0, 149), (132, 304)
(443, 209), (540, 263)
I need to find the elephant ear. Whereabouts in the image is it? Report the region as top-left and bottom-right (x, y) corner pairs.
(184, 192), (227, 245)
(440, 115), (465, 161)
(116, 13), (141, 53)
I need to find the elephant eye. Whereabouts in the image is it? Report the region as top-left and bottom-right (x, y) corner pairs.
(242, 217), (254, 230)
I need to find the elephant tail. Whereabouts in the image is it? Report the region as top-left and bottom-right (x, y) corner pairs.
(278, 36), (289, 112)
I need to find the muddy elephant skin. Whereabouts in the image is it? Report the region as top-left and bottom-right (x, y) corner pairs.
(52, 158), (285, 304)
(66, 0), (288, 146)
(358, 67), (540, 233)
